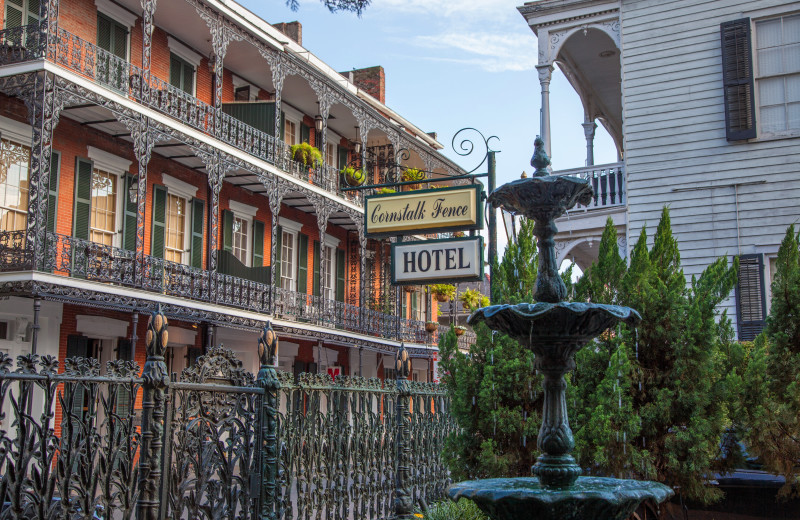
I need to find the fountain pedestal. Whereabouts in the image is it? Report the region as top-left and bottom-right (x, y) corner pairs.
(447, 137), (673, 519)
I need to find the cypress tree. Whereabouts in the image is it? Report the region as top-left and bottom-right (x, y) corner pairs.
(440, 217), (542, 479)
(741, 225), (800, 497)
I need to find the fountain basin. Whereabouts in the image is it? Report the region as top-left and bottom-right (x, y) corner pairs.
(449, 477), (673, 520)
(468, 302), (641, 346)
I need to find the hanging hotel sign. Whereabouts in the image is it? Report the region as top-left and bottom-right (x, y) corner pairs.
(391, 236), (484, 285)
(364, 185), (483, 238)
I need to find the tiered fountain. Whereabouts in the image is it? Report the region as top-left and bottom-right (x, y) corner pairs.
(448, 137), (673, 520)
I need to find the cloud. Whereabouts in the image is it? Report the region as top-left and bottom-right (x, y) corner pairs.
(412, 31), (537, 72)
(373, 0), (517, 19)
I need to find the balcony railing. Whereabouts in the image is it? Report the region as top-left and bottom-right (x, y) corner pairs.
(0, 231), (450, 345)
(552, 162), (625, 211)
(0, 24), (358, 202)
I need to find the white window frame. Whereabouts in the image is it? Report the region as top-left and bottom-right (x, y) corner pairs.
(4, 0), (39, 29)
(752, 13), (800, 139)
(320, 233), (340, 301)
(231, 74), (260, 101)
(167, 36), (201, 97)
(326, 130), (341, 166)
(229, 200), (257, 267)
(0, 116), (32, 233)
(279, 217), (302, 291)
(161, 174), (197, 265)
(282, 105), (302, 146)
(87, 146), (131, 249)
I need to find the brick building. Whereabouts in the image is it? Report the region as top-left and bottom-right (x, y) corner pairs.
(0, 0), (470, 386)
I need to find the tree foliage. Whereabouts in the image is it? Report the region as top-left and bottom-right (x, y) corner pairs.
(285, 0), (370, 16)
(439, 217), (542, 479)
(570, 211), (739, 504)
(741, 225), (800, 497)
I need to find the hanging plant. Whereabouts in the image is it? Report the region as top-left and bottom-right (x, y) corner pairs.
(459, 288), (489, 312)
(425, 321), (438, 333)
(340, 165), (366, 187)
(290, 142), (323, 168)
(402, 167), (426, 190)
(454, 325), (467, 336)
(377, 187), (396, 195)
(429, 283), (456, 302)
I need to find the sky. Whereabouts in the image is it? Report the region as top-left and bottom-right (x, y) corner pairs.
(239, 0), (618, 253)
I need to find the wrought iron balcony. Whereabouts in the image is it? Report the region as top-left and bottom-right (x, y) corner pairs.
(0, 24), (357, 203)
(0, 231), (447, 345)
(552, 162), (625, 212)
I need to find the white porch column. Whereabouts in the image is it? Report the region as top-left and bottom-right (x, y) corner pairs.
(536, 64), (554, 158)
(582, 120), (597, 166)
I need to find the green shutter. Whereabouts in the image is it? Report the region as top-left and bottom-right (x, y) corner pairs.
(5, 2), (23, 29)
(280, 111), (285, 140)
(150, 185), (166, 259)
(297, 233), (308, 293)
(72, 158), (93, 240)
(275, 225), (282, 282)
(97, 14), (111, 51)
(336, 248), (345, 302)
(113, 22), (127, 59)
(300, 123), (310, 144)
(169, 54), (181, 89)
(122, 175), (137, 251)
(401, 291), (407, 320)
(182, 59), (194, 95)
(46, 152), (60, 233)
(26, 0), (38, 21)
(190, 198), (204, 268)
(338, 147), (348, 170)
(312, 240), (320, 297)
(252, 219), (265, 267)
(117, 338), (132, 361)
(221, 209), (233, 253)
(411, 292), (418, 320)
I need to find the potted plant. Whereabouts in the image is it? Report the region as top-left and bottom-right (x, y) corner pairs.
(429, 283), (456, 302)
(290, 142), (323, 169)
(452, 231), (466, 238)
(425, 321), (438, 333)
(459, 288), (489, 311)
(377, 187), (396, 195)
(341, 165), (366, 187)
(402, 167), (425, 190)
(454, 325), (467, 336)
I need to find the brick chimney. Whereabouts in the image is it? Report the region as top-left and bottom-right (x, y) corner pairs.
(343, 66), (386, 104)
(272, 21), (302, 45)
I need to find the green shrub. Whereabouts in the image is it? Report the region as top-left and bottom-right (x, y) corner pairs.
(418, 499), (486, 520)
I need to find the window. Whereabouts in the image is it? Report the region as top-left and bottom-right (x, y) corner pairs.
(232, 216), (249, 266)
(235, 86), (250, 102)
(325, 142), (336, 167)
(755, 15), (800, 135)
(165, 194), (186, 263)
(281, 230), (295, 290)
(284, 118), (298, 146)
(96, 13), (128, 89)
(170, 53), (195, 95)
(0, 139), (30, 232)
(321, 245), (335, 300)
(90, 169), (117, 246)
(4, 0), (38, 29)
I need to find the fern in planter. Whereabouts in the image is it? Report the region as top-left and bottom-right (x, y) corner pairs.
(459, 288), (489, 311)
(341, 165), (366, 187)
(429, 283), (456, 302)
(402, 167), (426, 190)
(291, 142), (323, 168)
(377, 187), (396, 195)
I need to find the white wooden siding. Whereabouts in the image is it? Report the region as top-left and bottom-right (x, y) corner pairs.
(620, 0), (800, 330)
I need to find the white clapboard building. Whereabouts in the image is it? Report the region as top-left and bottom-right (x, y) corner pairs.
(519, 0), (800, 339)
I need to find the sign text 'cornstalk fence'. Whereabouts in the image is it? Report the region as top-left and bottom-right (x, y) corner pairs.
(0, 309), (455, 519)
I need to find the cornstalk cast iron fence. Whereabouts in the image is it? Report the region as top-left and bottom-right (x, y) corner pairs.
(0, 309), (455, 519)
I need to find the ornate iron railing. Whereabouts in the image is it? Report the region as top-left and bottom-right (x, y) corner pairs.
(0, 324), (455, 520)
(552, 162), (625, 211)
(0, 24), (356, 200)
(0, 231), (457, 345)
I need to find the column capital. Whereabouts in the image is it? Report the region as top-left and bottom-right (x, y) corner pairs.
(536, 64), (554, 84)
(581, 121), (597, 139)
